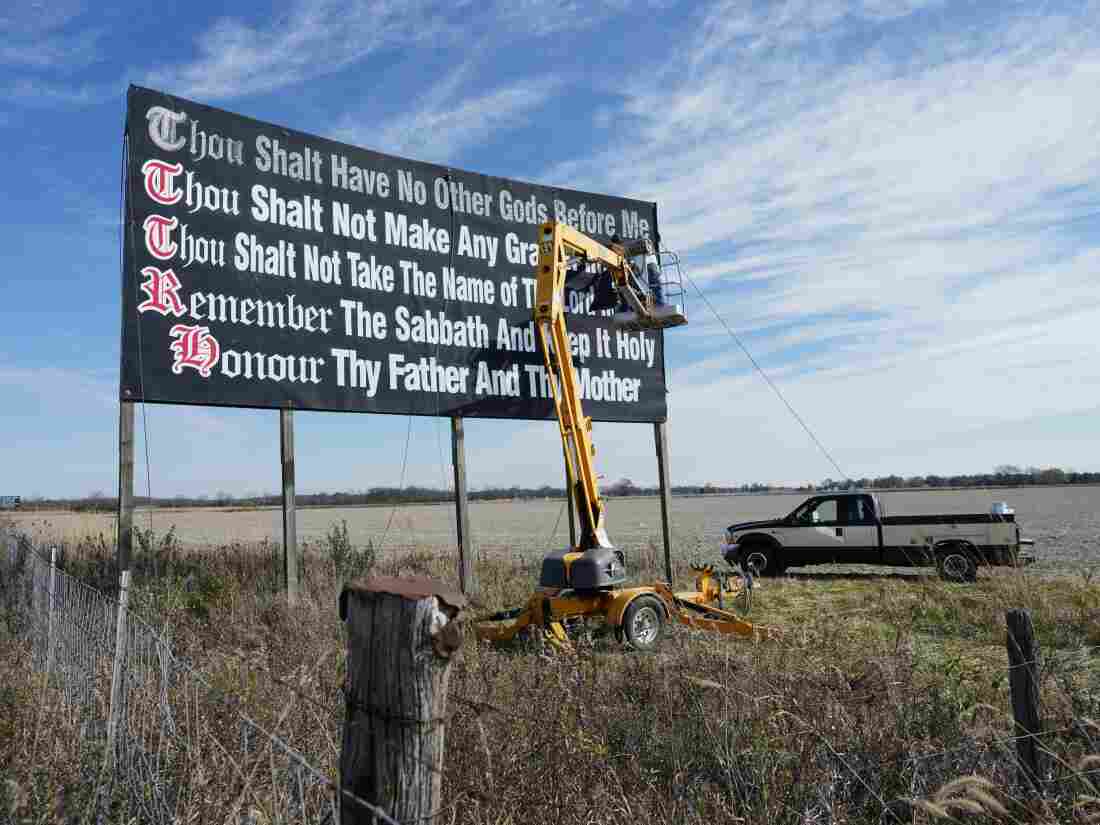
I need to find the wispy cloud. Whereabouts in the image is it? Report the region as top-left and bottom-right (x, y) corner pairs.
(140, 0), (466, 100)
(334, 67), (562, 163)
(0, 1), (103, 70)
(0, 31), (102, 71)
(140, 0), (654, 102)
(0, 77), (119, 106)
(491, 0), (661, 37)
(0, 1), (116, 106)
(568, 6), (1095, 330)
(527, 0), (1100, 479)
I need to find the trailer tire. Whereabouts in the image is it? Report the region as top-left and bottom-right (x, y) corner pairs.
(742, 544), (783, 577)
(936, 545), (977, 583)
(620, 595), (665, 652)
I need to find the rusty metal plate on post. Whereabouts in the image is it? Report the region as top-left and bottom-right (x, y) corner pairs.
(340, 576), (467, 620)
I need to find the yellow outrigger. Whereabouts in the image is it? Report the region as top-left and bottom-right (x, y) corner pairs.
(476, 563), (763, 650)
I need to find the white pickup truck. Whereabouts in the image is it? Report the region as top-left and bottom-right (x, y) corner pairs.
(720, 491), (1035, 582)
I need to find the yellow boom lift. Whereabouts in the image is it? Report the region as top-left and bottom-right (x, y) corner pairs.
(475, 221), (761, 650)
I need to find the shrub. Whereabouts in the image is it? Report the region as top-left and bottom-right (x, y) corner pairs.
(324, 519), (376, 581)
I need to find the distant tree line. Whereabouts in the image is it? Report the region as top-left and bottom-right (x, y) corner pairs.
(815, 466), (1098, 491)
(12, 466), (1098, 512)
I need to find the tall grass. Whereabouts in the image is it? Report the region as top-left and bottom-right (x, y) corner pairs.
(1, 521), (1098, 824)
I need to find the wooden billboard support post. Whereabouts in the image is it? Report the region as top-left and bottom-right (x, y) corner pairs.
(450, 417), (476, 596)
(654, 421), (674, 585)
(280, 409), (300, 605)
(117, 400), (135, 573)
(339, 578), (465, 825)
(563, 446), (577, 548)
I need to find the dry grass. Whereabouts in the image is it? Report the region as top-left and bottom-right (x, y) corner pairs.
(1, 520), (1098, 824)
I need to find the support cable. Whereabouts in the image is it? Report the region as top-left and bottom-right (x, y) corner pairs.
(378, 414), (414, 551)
(682, 271), (850, 482)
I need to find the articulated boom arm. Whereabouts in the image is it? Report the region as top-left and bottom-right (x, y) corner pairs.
(533, 221), (653, 551)
(473, 224), (763, 651)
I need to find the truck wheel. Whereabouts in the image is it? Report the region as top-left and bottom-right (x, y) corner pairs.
(620, 595), (665, 652)
(937, 548), (977, 583)
(742, 545), (782, 577)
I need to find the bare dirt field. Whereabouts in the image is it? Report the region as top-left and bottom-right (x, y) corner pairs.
(10, 485), (1098, 569)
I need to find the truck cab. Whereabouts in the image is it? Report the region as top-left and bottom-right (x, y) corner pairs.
(720, 491), (1033, 581)
(721, 492), (884, 574)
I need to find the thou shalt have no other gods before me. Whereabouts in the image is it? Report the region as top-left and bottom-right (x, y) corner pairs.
(123, 88), (667, 422)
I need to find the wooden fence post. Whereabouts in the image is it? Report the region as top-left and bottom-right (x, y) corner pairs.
(45, 547), (58, 675)
(107, 570), (132, 770)
(1006, 608), (1043, 793)
(338, 577), (466, 825)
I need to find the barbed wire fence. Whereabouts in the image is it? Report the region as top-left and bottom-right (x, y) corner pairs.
(1, 527), (399, 825)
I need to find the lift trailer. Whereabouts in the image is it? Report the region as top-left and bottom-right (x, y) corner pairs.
(474, 222), (765, 650)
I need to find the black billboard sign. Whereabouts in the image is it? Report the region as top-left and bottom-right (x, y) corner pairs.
(121, 86), (666, 422)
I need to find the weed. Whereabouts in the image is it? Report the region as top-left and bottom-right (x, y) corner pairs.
(134, 523), (181, 573)
(322, 519), (376, 581)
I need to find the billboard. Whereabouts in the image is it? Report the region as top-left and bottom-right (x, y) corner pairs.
(122, 86), (666, 422)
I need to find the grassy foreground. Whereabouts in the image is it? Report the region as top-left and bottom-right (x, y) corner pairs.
(1, 522), (1099, 824)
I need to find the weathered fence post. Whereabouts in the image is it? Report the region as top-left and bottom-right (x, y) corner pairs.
(1006, 608), (1043, 793)
(106, 569), (132, 769)
(339, 577), (466, 825)
(45, 547), (58, 675)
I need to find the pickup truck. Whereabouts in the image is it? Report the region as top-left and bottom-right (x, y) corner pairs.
(720, 491), (1035, 582)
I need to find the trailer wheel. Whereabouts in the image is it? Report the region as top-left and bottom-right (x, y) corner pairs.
(937, 547), (977, 583)
(742, 544), (782, 577)
(620, 595), (665, 652)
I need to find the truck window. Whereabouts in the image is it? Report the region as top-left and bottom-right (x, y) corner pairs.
(845, 496), (875, 524)
(794, 498), (838, 524)
(813, 499), (838, 523)
(791, 500), (817, 524)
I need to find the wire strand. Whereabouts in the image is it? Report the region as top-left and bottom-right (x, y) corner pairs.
(378, 414), (415, 550)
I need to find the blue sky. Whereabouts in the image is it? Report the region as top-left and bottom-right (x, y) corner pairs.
(2, 0), (1099, 499)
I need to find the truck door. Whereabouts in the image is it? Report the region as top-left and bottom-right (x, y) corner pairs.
(784, 497), (846, 565)
(836, 495), (880, 564)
